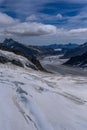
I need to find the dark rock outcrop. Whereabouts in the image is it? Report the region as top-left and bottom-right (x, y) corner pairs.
(0, 38), (45, 71)
(63, 42), (87, 58)
(64, 51), (87, 68)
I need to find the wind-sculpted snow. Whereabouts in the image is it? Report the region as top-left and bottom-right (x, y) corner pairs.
(0, 64), (87, 130)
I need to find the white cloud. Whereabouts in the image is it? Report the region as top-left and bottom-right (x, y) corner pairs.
(5, 24), (87, 44)
(0, 11), (87, 44)
(26, 14), (38, 21)
(68, 28), (87, 37)
(69, 28), (87, 33)
(56, 13), (63, 20)
(56, 28), (87, 39)
(68, 13), (87, 24)
(3, 21), (87, 44)
(0, 12), (19, 26)
(5, 22), (57, 36)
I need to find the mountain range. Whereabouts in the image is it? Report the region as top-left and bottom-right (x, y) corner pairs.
(0, 38), (79, 70)
(64, 51), (87, 68)
(63, 42), (87, 58)
(62, 41), (87, 68)
(0, 38), (87, 69)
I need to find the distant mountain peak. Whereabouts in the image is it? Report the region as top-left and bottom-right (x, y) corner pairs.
(4, 38), (14, 43)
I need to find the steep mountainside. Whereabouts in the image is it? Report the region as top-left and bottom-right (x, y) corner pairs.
(0, 50), (37, 70)
(0, 39), (44, 71)
(63, 42), (87, 58)
(64, 51), (87, 68)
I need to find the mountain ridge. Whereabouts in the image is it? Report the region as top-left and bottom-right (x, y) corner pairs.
(0, 38), (45, 71)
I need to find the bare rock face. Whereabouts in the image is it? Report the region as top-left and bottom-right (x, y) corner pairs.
(64, 51), (87, 68)
(63, 42), (87, 58)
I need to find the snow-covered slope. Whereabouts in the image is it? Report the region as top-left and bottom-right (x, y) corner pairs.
(0, 50), (37, 70)
(0, 64), (87, 130)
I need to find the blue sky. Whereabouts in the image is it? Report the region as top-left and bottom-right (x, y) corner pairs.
(0, 0), (87, 45)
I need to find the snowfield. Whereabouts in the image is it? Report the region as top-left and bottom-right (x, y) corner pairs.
(0, 64), (87, 130)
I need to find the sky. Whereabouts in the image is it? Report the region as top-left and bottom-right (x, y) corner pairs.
(0, 0), (87, 45)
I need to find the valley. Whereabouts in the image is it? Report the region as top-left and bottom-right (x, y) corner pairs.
(40, 55), (87, 77)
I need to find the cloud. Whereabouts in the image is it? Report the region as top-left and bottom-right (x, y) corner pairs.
(0, 0), (87, 45)
(13, 27), (87, 45)
(25, 13), (64, 24)
(0, 0), (87, 29)
(0, 0), (54, 19)
(68, 10), (87, 22)
(5, 21), (87, 44)
(0, 12), (19, 26)
(68, 28), (87, 37)
(65, 6), (87, 29)
(56, 27), (87, 39)
(5, 22), (57, 36)
(56, 13), (63, 20)
(26, 15), (38, 22)
(0, 12), (20, 39)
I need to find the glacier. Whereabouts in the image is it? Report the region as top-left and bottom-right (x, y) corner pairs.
(0, 63), (87, 130)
